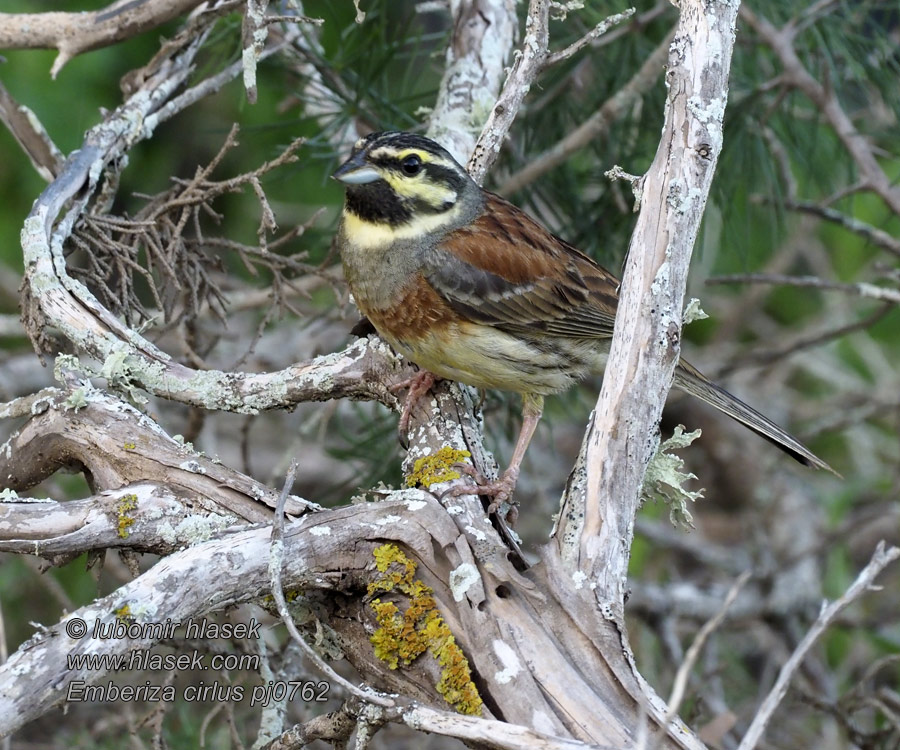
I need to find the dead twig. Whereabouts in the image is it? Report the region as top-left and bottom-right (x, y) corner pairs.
(780, 199), (900, 259)
(741, 6), (900, 217)
(707, 274), (900, 305)
(500, 26), (672, 194)
(468, 2), (635, 184)
(0, 0), (208, 78)
(70, 127), (310, 331)
(0, 80), (63, 181)
(736, 541), (900, 750)
(664, 571), (752, 725)
(720, 303), (894, 376)
(268, 461), (395, 709)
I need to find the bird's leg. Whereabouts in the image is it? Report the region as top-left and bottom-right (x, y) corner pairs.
(392, 370), (438, 445)
(445, 394), (544, 513)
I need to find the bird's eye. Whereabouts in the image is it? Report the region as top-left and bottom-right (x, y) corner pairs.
(401, 154), (422, 176)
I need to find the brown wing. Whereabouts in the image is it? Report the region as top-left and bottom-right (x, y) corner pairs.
(422, 192), (620, 339)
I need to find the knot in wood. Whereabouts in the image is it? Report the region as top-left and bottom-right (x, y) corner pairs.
(666, 321), (680, 351)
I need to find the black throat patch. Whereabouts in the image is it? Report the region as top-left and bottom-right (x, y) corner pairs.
(344, 181), (414, 226)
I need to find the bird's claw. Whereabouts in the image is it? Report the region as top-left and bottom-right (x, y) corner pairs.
(393, 371), (438, 449)
(440, 463), (519, 518)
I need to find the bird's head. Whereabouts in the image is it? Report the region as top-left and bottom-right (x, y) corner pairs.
(332, 132), (481, 238)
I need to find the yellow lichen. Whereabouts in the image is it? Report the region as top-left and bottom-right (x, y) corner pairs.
(114, 604), (131, 621)
(368, 543), (483, 715)
(116, 493), (138, 538)
(261, 589), (302, 606)
(405, 446), (471, 488)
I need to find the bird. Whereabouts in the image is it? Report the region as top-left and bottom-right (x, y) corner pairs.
(331, 131), (833, 505)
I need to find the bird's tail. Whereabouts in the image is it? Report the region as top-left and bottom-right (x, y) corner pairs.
(673, 361), (838, 475)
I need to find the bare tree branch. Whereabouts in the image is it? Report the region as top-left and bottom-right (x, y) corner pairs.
(736, 542), (900, 750)
(8, 1), (889, 747)
(0, 483), (242, 560)
(468, 2), (635, 184)
(741, 5), (900, 217)
(370, 702), (621, 750)
(1, 384), (712, 747)
(500, 27), (672, 194)
(721, 303), (893, 375)
(545, 9), (636, 68)
(557, 0), (741, 602)
(9, 6), (441, 424)
(664, 571), (751, 724)
(0, 387), (314, 521)
(779, 199), (900, 259)
(0, 0), (208, 78)
(0, 80), (63, 181)
(427, 0), (519, 163)
(708, 273), (900, 304)
(268, 461), (395, 710)
(0, 497), (444, 735)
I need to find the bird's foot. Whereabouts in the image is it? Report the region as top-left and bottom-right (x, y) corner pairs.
(392, 371), (438, 447)
(442, 463), (520, 516)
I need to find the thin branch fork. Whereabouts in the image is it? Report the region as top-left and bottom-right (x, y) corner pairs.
(736, 542), (900, 750)
(468, 1), (635, 184)
(0, 0), (208, 78)
(740, 5), (900, 218)
(500, 26), (673, 195)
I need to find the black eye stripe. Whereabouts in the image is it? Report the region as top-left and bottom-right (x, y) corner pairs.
(367, 155), (464, 186)
(370, 155), (426, 172)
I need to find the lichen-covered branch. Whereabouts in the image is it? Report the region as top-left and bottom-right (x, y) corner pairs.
(17, 14), (396, 417)
(0, 387), (313, 523)
(0, 483), (238, 561)
(0, 497), (448, 735)
(0, 378), (701, 747)
(541, 10), (741, 733)
(560, 0), (741, 601)
(427, 0), (519, 162)
(0, 80), (63, 181)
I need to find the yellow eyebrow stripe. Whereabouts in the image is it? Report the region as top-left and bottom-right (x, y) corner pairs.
(368, 147), (430, 162)
(367, 147), (454, 171)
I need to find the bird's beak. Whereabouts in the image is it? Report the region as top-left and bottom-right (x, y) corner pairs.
(332, 154), (381, 185)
